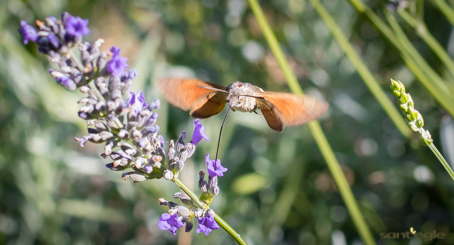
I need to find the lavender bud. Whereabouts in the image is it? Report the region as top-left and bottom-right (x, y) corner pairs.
(135, 157), (146, 169)
(113, 158), (129, 167)
(94, 121), (108, 131)
(122, 171), (147, 183)
(148, 99), (161, 110)
(104, 141), (114, 156)
(169, 159), (180, 173)
(143, 143), (152, 153)
(168, 140), (176, 160)
(105, 163), (129, 171)
(211, 186), (220, 196)
(158, 135), (164, 148)
(209, 176), (218, 189)
(193, 208), (204, 218)
(179, 149), (188, 163)
(206, 209), (215, 217)
(119, 143), (137, 156)
(79, 86), (90, 93)
(131, 128), (142, 141)
(168, 207), (178, 215)
(163, 170), (174, 180)
(184, 219), (193, 232)
(186, 143), (196, 159)
(176, 205), (191, 218)
(176, 131), (187, 147)
(100, 131), (113, 141)
(143, 165), (153, 174)
(198, 171), (208, 193)
(174, 192), (195, 208)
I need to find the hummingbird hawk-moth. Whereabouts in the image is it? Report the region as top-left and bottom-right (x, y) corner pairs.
(157, 78), (328, 132)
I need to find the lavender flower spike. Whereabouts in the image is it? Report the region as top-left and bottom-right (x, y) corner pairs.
(206, 154), (228, 178)
(191, 119), (210, 145)
(107, 46), (128, 77)
(158, 213), (184, 235)
(65, 15), (91, 39)
(197, 214), (219, 236)
(18, 20), (38, 44)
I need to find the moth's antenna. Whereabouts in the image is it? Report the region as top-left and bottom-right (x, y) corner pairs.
(197, 84), (228, 93)
(215, 105), (231, 161)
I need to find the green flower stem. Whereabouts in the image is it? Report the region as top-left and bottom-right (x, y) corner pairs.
(347, 0), (454, 117)
(398, 10), (454, 80)
(308, 0), (410, 138)
(172, 178), (248, 245)
(428, 143), (454, 181)
(247, 1), (376, 244)
(390, 79), (454, 182)
(430, 0), (454, 26)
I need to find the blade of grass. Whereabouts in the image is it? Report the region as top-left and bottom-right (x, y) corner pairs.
(430, 0), (454, 26)
(247, 0), (376, 244)
(308, 0), (411, 138)
(398, 10), (454, 81)
(384, 10), (449, 93)
(347, 0), (454, 116)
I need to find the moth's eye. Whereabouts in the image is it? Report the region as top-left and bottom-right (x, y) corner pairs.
(239, 98), (244, 103)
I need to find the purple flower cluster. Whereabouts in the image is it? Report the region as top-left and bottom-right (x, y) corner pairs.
(18, 13), (130, 91)
(159, 213), (184, 235)
(20, 13), (223, 239)
(197, 215), (220, 236)
(159, 196), (219, 236)
(158, 138), (227, 236)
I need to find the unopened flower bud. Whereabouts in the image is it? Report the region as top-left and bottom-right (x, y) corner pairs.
(163, 170), (174, 180)
(176, 205), (191, 217)
(193, 208), (204, 218)
(122, 171), (147, 183)
(135, 157), (146, 169)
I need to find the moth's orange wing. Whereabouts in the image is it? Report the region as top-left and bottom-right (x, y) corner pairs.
(258, 100), (284, 132)
(157, 78), (228, 118)
(258, 91), (328, 128)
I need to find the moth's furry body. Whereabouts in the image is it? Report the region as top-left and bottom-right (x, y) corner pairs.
(226, 82), (263, 113)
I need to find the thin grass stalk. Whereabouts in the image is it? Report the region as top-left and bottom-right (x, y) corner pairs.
(247, 0), (376, 244)
(430, 0), (454, 25)
(346, 0), (454, 116)
(398, 10), (454, 80)
(308, 0), (411, 137)
(384, 10), (449, 93)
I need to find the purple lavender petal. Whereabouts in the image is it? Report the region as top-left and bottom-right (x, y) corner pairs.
(107, 46), (129, 77)
(116, 150), (132, 160)
(18, 20), (38, 44)
(143, 165), (153, 174)
(110, 46), (121, 56)
(123, 92), (134, 107)
(158, 135), (164, 148)
(56, 75), (77, 90)
(191, 119), (210, 145)
(206, 154), (228, 178)
(65, 15), (91, 39)
(158, 213), (171, 230)
(197, 215), (219, 236)
(136, 91), (147, 107)
(158, 213), (183, 236)
(47, 33), (59, 48)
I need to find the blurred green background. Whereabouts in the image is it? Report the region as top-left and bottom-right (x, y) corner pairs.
(1, 0), (454, 244)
